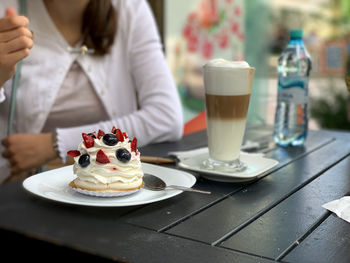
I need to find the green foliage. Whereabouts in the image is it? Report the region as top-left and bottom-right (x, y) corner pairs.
(310, 91), (350, 130)
(342, 0), (350, 19)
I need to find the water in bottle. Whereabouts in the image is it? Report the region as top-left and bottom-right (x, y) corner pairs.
(346, 53), (350, 92)
(274, 30), (312, 146)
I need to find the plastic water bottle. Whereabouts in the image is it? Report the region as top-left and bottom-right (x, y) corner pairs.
(274, 30), (312, 146)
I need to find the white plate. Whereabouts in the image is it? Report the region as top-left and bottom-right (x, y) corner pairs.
(70, 187), (141, 197)
(178, 152), (278, 183)
(23, 163), (196, 207)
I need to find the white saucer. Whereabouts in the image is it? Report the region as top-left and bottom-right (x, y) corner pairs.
(178, 152), (278, 183)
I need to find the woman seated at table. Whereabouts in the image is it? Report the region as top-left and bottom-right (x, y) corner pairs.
(0, 0), (183, 182)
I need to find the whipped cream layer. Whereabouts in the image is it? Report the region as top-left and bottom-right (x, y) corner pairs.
(73, 137), (143, 186)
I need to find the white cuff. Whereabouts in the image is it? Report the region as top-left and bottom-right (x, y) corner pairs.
(0, 87), (5, 103)
(56, 128), (67, 163)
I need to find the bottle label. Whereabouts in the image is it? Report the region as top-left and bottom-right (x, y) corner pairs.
(278, 77), (308, 104)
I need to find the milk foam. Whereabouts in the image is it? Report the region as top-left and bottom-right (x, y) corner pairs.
(205, 59), (250, 69)
(203, 59), (254, 96)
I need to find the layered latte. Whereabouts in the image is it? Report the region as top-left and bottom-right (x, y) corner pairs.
(203, 59), (255, 162)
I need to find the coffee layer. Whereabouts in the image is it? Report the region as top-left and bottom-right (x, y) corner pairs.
(205, 94), (251, 120)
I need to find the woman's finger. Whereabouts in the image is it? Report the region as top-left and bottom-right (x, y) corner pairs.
(0, 26), (33, 43)
(3, 35), (33, 53)
(4, 48), (31, 65)
(8, 158), (17, 167)
(10, 166), (22, 176)
(1, 137), (9, 147)
(2, 149), (11, 158)
(0, 15), (29, 32)
(5, 7), (17, 17)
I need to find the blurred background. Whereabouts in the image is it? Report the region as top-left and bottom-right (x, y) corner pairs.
(148, 0), (350, 131)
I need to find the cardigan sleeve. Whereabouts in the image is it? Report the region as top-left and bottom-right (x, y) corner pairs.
(119, 0), (184, 142)
(56, 0), (183, 160)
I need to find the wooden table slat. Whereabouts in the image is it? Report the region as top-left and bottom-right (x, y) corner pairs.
(283, 214), (350, 263)
(164, 138), (350, 244)
(219, 156), (350, 260)
(123, 130), (333, 232)
(0, 184), (274, 263)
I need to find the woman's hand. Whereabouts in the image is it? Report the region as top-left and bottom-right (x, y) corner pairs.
(0, 7), (33, 87)
(1, 133), (57, 175)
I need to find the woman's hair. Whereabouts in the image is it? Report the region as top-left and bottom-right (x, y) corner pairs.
(82, 0), (117, 56)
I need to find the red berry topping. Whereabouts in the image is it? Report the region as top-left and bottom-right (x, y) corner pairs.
(82, 133), (94, 148)
(111, 126), (117, 134)
(123, 132), (128, 139)
(131, 138), (137, 152)
(97, 129), (105, 139)
(67, 150), (81, 157)
(116, 129), (124, 142)
(96, 149), (110, 164)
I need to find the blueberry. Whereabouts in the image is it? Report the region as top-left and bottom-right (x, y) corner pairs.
(103, 133), (118, 146)
(78, 153), (90, 168)
(116, 148), (131, 163)
(88, 132), (96, 139)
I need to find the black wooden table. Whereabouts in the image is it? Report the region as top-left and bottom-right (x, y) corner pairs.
(1, 128), (350, 263)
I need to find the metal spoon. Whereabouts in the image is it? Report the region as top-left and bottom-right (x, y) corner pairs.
(143, 174), (211, 194)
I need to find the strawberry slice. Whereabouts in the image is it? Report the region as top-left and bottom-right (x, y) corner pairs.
(67, 150), (81, 157)
(123, 132), (128, 139)
(116, 129), (124, 142)
(96, 149), (110, 164)
(97, 129), (105, 139)
(111, 126), (117, 134)
(82, 133), (94, 148)
(131, 137), (137, 152)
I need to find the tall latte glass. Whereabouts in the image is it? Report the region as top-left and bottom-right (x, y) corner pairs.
(202, 59), (255, 172)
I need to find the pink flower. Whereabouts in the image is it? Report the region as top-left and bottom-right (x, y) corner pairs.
(219, 33), (229, 49)
(202, 38), (214, 59)
(187, 34), (199, 52)
(183, 24), (193, 39)
(199, 0), (219, 28)
(231, 21), (239, 34)
(234, 7), (241, 17)
(215, 28), (229, 49)
(187, 12), (197, 23)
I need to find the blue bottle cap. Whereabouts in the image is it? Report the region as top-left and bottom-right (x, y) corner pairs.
(290, 30), (303, 39)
